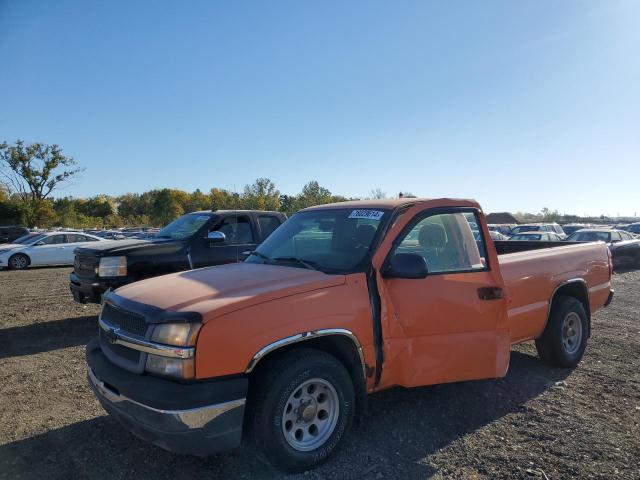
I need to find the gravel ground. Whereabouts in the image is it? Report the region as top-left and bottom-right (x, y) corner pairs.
(0, 267), (638, 479)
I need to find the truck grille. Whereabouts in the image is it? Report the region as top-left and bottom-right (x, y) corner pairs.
(100, 303), (148, 337)
(100, 331), (142, 363)
(74, 252), (99, 278)
(99, 303), (149, 372)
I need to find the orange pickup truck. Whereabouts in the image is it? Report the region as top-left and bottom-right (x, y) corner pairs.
(86, 198), (614, 471)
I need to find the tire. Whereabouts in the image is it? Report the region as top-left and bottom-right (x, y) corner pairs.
(8, 253), (29, 270)
(535, 295), (588, 368)
(251, 348), (355, 472)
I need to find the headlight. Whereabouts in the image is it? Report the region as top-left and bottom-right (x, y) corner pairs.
(145, 322), (202, 379)
(145, 354), (195, 379)
(151, 322), (201, 347)
(98, 256), (127, 277)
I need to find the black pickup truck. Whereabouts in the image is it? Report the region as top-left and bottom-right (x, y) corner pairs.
(69, 209), (286, 303)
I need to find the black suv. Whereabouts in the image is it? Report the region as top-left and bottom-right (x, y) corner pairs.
(0, 226), (29, 244)
(69, 210), (286, 303)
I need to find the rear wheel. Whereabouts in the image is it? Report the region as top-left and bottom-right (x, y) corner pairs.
(535, 295), (588, 368)
(8, 253), (29, 270)
(251, 348), (355, 472)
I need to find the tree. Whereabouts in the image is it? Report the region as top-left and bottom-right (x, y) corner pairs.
(0, 140), (83, 202)
(152, 189), (187, 226)
(368, 188), (387, 200)
(185, 189), (212, 212)
(242, 178), (280, 211)
(297, 181), (332, 209)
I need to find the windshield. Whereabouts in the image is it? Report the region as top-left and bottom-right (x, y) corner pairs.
(246, 208), (389, 273)
(155, 213), (212, 240)
(562, 225), (585, 235)
(510, 225), (541, 234)
(567, 231), (611, 242)
(13, 233), (47, 245)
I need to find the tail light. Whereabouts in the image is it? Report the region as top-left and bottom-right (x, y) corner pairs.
(607, 248), (613, 278)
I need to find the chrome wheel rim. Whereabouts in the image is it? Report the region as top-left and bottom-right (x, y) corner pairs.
(11, 255), (27, 269)
(281, 378), (339, 452)
(562, 312), (583, 355)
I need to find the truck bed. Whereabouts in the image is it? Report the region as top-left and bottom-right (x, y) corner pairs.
(493, 240), (584, 255)
(496, 242), (611, 344)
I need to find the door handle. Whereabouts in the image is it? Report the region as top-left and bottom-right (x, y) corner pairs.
(477, 286), (503, 300)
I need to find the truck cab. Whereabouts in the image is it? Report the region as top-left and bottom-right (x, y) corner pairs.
(70, 209), (285, 303)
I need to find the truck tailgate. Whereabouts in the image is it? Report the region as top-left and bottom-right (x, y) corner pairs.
(498, 242), (611, 344)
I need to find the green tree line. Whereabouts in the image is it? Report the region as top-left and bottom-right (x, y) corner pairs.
(0, 179), (353, 228)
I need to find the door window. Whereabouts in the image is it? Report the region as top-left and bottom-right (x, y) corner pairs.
(39, 234), (66, 245)
(67, 234), (90, 242)
(258, 215), (282, 240)
(394, 212), (486, 273)
(212, 216), (254, 244)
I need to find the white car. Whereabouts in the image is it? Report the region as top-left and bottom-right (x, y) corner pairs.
(0, 231), (105, 270)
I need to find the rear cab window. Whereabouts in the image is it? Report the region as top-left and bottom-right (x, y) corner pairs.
(257, 215), (283, 241)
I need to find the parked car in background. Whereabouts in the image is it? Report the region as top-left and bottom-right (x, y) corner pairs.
(623, 222), (640, 235)
(566, 229), (640, 268)
(0, 231), (104, 270)
(0, 226), (29, 244)
(70, 209), (286, 303)
(488, 224), (515, 236)
(479, 230), (509, 241)
(86, 198), (612, 471)
(561, 224), (594, 236)
(509, 223), (566, 239)
(509, 232), (563, 242)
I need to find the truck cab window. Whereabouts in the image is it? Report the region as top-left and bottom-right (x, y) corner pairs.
(213, 216), (254, 244)
(395, 212), (486, 273)
(258, 215), (281, 240)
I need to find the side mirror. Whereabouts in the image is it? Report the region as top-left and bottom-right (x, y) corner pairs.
(206, 231), (226, 243)
(383, 253), (428, 279)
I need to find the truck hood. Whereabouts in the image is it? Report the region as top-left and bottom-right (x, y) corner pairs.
(75, 237), (186, 256)
(113, 262), (346, 321)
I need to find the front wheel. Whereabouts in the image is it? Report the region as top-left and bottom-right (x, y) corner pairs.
(8, 253), (29, 270)
(252, 348), (355, 472)
(535, 295), (588, 368)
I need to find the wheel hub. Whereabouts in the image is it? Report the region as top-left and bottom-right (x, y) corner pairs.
(300, 399), (317, 422)
(281, 378), (340, 452)
(562, 312), (583, 355)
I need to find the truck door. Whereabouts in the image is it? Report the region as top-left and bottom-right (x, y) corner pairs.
(376, 208), (511, 388)
(190, 214), (257, 268)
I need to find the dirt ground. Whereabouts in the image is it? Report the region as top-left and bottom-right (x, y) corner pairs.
(0, 267), (638, 480)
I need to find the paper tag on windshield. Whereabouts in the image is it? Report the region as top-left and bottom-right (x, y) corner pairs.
(348, 209), (384, 220)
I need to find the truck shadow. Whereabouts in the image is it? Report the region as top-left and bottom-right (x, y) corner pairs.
(0, 315), (98, 360)
(0, 350), (570, 479)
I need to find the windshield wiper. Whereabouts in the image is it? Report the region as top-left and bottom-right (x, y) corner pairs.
(247, 250), (272, 263)
(272, 256), (318, 271)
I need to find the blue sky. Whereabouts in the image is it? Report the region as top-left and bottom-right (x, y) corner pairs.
(1, 1), (638, 216)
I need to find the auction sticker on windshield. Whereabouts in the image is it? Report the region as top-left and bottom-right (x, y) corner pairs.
(348, 210), (384, 220)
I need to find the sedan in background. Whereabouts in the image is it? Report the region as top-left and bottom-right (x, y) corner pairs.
(509, 232), (564, 241)
(566, 229), (640, 268)
(509, 223), (567, 239)
(0, 232), (104, 270)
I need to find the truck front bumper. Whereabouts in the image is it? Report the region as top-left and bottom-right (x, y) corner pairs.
(86, 339), (248, 456)
(69, 272), (130, 304)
